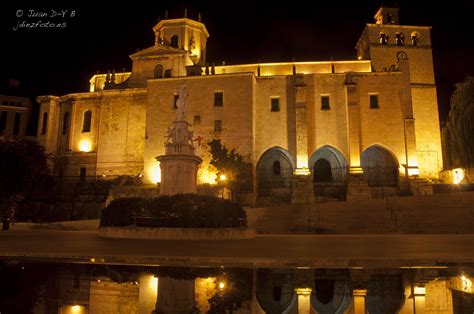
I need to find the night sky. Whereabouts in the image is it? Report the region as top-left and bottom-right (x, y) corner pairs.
(1, 1), (474, 128)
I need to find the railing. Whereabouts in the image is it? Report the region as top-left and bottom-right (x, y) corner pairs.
(362, 166), (399, 187)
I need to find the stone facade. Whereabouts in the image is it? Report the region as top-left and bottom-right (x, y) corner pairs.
(37, 6), (443, 199)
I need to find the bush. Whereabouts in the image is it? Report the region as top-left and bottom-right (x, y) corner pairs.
(100, 194), (247, 228)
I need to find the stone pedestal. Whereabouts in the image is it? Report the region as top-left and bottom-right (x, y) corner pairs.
(292, 173), (314, 204)
(346, 174), (371, 201)
(157, 154), (202, 195)
(352, 289), (367, 314)
(295, 288), (312, 314)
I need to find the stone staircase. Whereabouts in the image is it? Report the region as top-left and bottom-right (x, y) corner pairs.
(409, 177), (434, 196)
(346, 174), (371, 201)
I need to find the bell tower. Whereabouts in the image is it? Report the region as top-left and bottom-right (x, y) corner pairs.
(152, 11), (209, 66)
(355, 6), (443, 179)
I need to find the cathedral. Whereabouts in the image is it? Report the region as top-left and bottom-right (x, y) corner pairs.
(37, 7), (443, 201)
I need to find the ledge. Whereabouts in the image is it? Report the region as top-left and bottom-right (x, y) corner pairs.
(98, 226), (255, 240)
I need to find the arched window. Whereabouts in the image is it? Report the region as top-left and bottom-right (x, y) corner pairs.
(272, 160), (281, 175)
(82, 110), (92, 133)
(62, 112), (70, 135)
(170, 35), (179, 48)
(41, 112), (48, 135)
(154, 64), (163, 78)
(313, 159), (333, 182)
(379, 32), (388, 45)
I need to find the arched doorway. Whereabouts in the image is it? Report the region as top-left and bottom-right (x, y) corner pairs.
(257, 147), (294, 196)
(361, 145), (399, 186)
(309, 146), (348, 199)
(313, 159), (332, 182)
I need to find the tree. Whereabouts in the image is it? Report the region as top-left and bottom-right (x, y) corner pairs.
(207, 140), (252, 200)
(0, 139), (51, 216)
(444, 76), (474, 169)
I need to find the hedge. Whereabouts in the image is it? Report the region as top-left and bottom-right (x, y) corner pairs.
(100, 194), (247, 228)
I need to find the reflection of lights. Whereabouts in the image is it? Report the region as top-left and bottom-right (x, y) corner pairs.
(219, 174), (227, 181)
(71, 305), (81, 313)
(78, 140), (92, 152)
(218, 282), (225, 290)
(453, 168), (465, 184)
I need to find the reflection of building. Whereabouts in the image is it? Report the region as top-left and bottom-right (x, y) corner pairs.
(32, 264), (474, 314)
(0, 94), (32, 138)
(37, 7), (443, 199)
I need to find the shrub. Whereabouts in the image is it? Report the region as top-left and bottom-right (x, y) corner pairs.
(100, 194), (247, 228)
(99, 197), (146, 227)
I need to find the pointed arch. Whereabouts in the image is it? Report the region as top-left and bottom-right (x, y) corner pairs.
(309, 145), (348, 184)
(361, 144), (399, 186)
(256, 147), (295, 196)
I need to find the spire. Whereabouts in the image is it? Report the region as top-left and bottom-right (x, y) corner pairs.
(164, 10), (168, 19)
(198, 13), (201, 22)
(184, 8), (188, 18)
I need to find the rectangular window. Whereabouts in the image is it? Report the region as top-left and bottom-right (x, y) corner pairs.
(194, 115), (201, 125)
(0, 111), (7, 131)
(370, 94), (380, 109)
(173, 94), (179, 109)
(13, 112), (21, 136)
(214, 91), (223, 107)
(270, 97), (280, 112)
(214, 120), (222, 132)
(321, 96), (330, 110)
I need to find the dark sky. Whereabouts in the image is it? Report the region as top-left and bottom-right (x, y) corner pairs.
(1, 1), (474, 124)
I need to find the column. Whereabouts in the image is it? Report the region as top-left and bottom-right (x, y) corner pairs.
(294, 78), (309, 174)
(295, 288), (312, 314)
(352, 289), (367, 314)
(413, 285), (426, 314)
(139, 274), (158, 314)
(344, 75), (362, 174)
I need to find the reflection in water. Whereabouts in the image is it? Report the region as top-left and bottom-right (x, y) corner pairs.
(0, 261), (474, 313)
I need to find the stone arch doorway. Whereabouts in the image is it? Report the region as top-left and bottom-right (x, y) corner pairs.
(257, 147), (294, 197)
(309, 146), (348, 199)
(361, 145), (399, 187)
(313, 159), (332, 182)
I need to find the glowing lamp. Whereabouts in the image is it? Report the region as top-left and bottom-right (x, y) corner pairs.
(218, 281), (225, 290)
(453, 168), (465, 184)
(150, 164), (161, 184)
(219, 174), (227, 181)
(78, 140), (92, 152)
(413, 286), (426, 295)
(294, 168), (311, 176)
(71, 305), (82, 313)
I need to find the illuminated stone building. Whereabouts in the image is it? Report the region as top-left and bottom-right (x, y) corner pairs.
(0, 94), (32, 138)
(37, 7), (442, 199)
